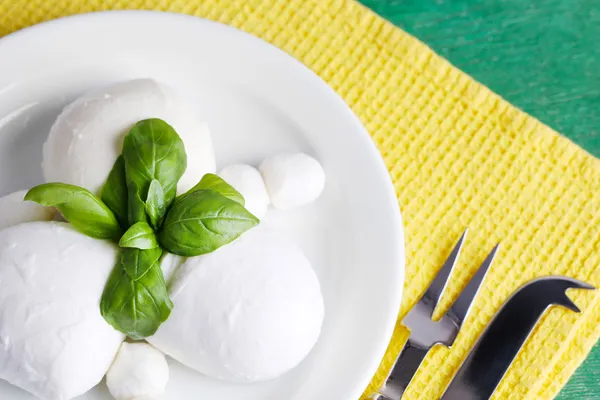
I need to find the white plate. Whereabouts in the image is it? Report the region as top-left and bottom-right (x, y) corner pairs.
(0, 11), (404, 400)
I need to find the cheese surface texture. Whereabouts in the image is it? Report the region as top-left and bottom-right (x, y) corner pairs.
(259, 153), (325, 210)
(218, 164), (270, 219)
(42, 79), (216, 196)
(106, 342), (169, 400)
(149, 227), (324, 383)
(0, 222), (124, 400)
(0, 190), (55, 230)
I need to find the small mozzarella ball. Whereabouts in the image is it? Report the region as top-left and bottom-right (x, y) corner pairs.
(133, 397), (159, 400)
(259, 153), (325, 210)
(149, 227), (324, 383)
(106, 342), (169, 400)
(43, 79), (216, 196)
(0, 190), (55, 229)
(218, 164), (270, 219)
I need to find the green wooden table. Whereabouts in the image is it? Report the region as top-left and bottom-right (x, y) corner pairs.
(359, 0), (600, 398)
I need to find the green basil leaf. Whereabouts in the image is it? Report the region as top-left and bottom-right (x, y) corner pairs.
(122, 118), (187, 225)
(100, 249), (171, 340)
(159, 189), (259, 257)
(25, 183), (122, 240)
(119, 221), (159, 249)
(145, 179), (166, 229)
(101, 155), (129, 229)
(184, 173), (244, 205)
(126, 180), (147, 227)
(121, 247), (162, 280)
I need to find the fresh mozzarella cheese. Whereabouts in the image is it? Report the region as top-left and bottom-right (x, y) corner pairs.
(259, 153), (325, 210)
(218, 164), (270, 219)
(160, 252), (186, 284)
(42, 79), (216, 196)
(148, 227), (324, 383)
(0, 190), (55, 229)
(106, 342), (169, 400)
(0, 222), (124, 400)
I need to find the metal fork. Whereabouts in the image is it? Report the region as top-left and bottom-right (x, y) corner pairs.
(373, 229), (499, 399)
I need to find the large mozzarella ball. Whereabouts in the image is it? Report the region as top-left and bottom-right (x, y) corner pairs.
(259, 153), (325, 210)
(0, 222), (124, 400)
(0, 190), (55, 230)
(218, 164), (270, 219)
(106, 342), (169, 400)
(42, 79), (216, 196)
(148, 227), (324, 383)
(160, 252), (186, 284)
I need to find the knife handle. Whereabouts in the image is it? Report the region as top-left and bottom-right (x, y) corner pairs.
(373, 340), (429, 400)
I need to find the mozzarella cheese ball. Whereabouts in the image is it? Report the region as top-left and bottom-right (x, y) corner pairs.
(106, 342), (169, 400)
(149, 227), (324, 383)
(160, 252), (186, 284)
(0, 190), (55, 230)
(42, 79), (216, 196)
(218, 164), (270, 219)
(259, 153), (325, 210)
(0, 222), (124, 400)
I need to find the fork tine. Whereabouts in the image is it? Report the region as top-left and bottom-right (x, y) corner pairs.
(448, 243), (500, 326)
(421, 228), (468, 313)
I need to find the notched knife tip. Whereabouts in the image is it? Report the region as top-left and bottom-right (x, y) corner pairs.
(562, 277), (595, 291)
(557, 294), (581, 313)
(557, 277), (595, 313)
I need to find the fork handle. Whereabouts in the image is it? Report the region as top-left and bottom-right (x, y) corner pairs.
(372, 340), (429, 399)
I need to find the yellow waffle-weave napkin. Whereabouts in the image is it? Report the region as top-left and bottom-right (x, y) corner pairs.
(2, 0), (600, 399)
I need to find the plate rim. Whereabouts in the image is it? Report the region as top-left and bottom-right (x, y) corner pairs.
(0, 10), (405, 399)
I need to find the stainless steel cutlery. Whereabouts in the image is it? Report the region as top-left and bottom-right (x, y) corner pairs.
(373, 229), (499, 399)
(371, 229), (594, 400)
(440, 276), (594, 400)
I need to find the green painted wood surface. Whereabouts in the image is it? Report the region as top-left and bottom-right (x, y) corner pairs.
(358, 0), (600, 398)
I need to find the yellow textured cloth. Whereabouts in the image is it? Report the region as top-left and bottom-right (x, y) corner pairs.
(1, 1), (600, 399)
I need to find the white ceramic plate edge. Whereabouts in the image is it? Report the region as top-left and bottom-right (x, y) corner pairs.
(0, 11), (405, 399)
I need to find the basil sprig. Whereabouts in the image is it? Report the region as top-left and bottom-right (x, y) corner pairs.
(101, 155), (129, 229)
(185, 173), (245, 205)
(159, 189), (258, 256)
(101, 247), (171, 339)
(24, 118), (259, 339)
(25, 183), (122, 240)
(119, 222), (159, 250)
(145, 179), (166, 229)
(122, 118), (186, 225)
